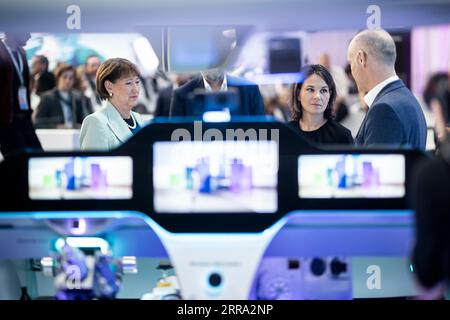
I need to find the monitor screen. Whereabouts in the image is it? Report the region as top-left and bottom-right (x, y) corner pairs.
(298, 154), (405, 198)
(29, 157), (133, 200)
(153, 140), (278, 213)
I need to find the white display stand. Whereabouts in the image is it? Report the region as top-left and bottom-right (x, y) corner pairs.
(147, 219), (287, 300)
(36, 129), (81, 151)
(35, 116), (152, 152)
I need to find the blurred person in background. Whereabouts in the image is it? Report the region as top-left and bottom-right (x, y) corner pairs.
(170, 67), (265, 117)
(344, 63), (358, 94)
(84, 54), (104, 112)
(34, 64), (88, 129)
(30, 55), (56, 96)
(423, 71), (450, 150)
(0, 32), (42, 157)
(29, 54), (56, 110)
(412, 93), (450, 299)
(319, 53), (350, 122)
(339, 64), (369, 138)
(73, 65), (95, 114)
(154, 73), (192, 118)
(264, 96), (291, 122)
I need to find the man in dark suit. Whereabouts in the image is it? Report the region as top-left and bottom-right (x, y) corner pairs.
(31, 55), (56, 96)
(348, 29), (427, 150)
(154, 74), (192, 118)
(169, 69), (265, 117)
(154, 85), (174, 117)
(0, 32), (42, 156)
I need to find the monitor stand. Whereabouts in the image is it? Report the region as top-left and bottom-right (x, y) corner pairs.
(148, 219), (287, 300)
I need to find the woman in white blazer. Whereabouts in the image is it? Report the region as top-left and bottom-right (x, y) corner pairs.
(80, 58), (146, 151)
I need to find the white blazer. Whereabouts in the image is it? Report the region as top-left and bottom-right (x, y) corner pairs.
(79, 101), (145, 151)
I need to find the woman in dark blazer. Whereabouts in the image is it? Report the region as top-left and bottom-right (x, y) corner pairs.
(287, 64), (353, 145)
(34, 64), (90, 129)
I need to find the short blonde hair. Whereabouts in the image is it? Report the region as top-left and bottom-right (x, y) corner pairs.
(96, 58), (140, 100)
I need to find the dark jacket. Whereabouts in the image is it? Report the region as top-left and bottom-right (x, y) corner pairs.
(35, 71), (56, 96)
(170, 75), (265, 117)
(355, 80), (427, 150)
(0, 41), (32, 124)
(34, 89), (88, 129)
(412, 153), (450, 289)
(154, 85), (173, 117)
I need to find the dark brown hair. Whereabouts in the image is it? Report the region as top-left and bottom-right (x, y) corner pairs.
(96, 58), (140, 100)
(291, 64), (336, 122)
(54, 63), (75, 82)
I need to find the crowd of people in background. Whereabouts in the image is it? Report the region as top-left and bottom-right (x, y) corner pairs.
(27, 53), (201, 125)
(2, 29), (449, 155)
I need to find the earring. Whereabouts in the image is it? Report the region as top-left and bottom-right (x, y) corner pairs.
(109, 92), (113, 97)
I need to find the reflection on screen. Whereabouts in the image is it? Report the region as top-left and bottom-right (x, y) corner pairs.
(29, 157), (133, 200)
(153, 141), (278, 213)
(298, 154), (405, 198)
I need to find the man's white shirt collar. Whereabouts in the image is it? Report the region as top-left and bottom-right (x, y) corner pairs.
(364, 75), (399, 108)
(202, 74), (228, 92)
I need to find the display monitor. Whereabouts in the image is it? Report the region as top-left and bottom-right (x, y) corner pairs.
(29, 157), (133, 200)
(298, 154), (405, 198)
(153, 140), (278, 213)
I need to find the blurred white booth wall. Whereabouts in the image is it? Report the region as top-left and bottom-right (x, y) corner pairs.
(0, 130), (80, 162)
(36, 129), (80, 151)
(37, 115), (152, 152)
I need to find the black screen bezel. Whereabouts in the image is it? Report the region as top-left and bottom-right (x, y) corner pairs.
(0, 119), (428, 233)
